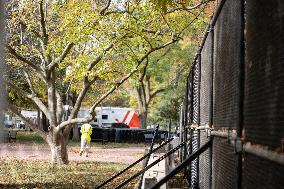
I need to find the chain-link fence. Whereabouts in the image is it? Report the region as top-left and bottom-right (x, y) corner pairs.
(178, 0), (284, 188)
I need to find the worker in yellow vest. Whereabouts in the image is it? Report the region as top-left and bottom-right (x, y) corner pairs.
(79, 123), (93, 157)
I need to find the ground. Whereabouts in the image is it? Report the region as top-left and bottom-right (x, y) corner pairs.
(0, 131), (147, 188)
(0, 143), (145, 164)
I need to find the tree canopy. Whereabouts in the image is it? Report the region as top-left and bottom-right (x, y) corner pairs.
(5, 0), (215, 163)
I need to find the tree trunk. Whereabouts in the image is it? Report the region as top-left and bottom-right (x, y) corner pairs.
(47, 131), (69, 164)
(41, 113), (49, 132)
(139, 110), (147, 129)
(72, 125), (79, 141)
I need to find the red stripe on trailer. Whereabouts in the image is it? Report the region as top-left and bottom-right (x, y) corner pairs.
(128, 113), (140, 128)
(122, 110), (130, 124)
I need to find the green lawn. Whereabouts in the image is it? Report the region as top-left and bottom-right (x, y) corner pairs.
(0, 158), (140, 189)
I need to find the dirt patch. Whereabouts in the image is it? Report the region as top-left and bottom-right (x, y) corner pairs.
(0, 143), (145, 164)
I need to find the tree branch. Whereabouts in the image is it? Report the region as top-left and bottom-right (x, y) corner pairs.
(19, 20), (41, 39)
(6, 45), (42, 74)
(100, 0), (111, 15)
(86, 44), (114, 72)
(150, 88), (166, 100)
(23, 69), (36, 95)
(89, 38), (179, 115)
(8, 82), (51, 121)
(166, 0), (213, 14)
(7, 104), (47, 140)
(139, 57), (149, 82)
(145, 75), (151, 104)
(57, 38), (178, 130)
(47, 42), (74, 73)
(56, 91), (64, 124)
(58, 117), (93, 130)
(39, 0), (48, 47)
(134, 86), (143, 114)
(89, 66), (139, 115)
(47, 72), (57, 126)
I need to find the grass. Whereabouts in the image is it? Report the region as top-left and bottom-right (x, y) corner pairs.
(16, 131), (148, 148)
(0, 158), (140, 189)
(16, 131), (45, 144)
(1, 131), (145, 188)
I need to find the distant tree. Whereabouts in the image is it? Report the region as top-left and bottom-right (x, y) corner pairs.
(129, 0), (215, 128)
(131, 43), (195, 128)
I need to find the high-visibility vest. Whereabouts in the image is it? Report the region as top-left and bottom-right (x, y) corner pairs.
(80, 124), (93, 142)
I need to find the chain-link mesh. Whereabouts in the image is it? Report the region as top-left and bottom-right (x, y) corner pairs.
(187, 73), (194, 125)
(199, 27), (213, 189)
(244, 0), (284, 150)
(190, 130), (199, 188)
(199, 131), (210, 189)
(177, 0), (284, 189)
(200, 32), (213, 126)
(190, 60), (201, 188)
(212, 138), (238, 189)
(213, 0), (242, 129)
(186, 73), (194, 184)
(242, 153), (284, 189)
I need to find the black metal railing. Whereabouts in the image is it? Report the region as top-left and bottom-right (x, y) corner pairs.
(151, 140), (212, 189)
(114, 141), (186, 189)
(95, 134), (173, 189)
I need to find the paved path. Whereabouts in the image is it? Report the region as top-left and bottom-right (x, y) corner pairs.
(0, 143), (145, 164)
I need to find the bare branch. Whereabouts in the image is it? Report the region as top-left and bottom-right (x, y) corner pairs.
(39, 0), (48, 47)
(160, 13), (174, 34)
(6, 45), (42, 74)
(7, 104), (47, 140)
(23, 69), (36, 94)
(86, 44), (114, 72)
(58, 117), (93, 130)
(47, 42), (74, 72)
(8, 82), (51, 121)
(68, 80), (93, 120)
(56, 91), (64, 124)
(145, 75), (150, 104)
(89, 66), (139, 114)
(100, 0), (111, 15)
(150, 88), (166, 100)
(166, 0), (213, 14)
(139, 57), (149, 82)
(47, 72), (57, 126)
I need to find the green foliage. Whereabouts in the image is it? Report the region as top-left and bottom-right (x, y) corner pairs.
(147, 44), (195, 127)
(6, 0), (213, 125)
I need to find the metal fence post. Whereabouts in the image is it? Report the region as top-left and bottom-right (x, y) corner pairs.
(208, 20), (215, 189)
(237, 0), (245, 188)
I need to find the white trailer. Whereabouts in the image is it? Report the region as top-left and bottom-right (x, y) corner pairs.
(78, 107), (141, 128)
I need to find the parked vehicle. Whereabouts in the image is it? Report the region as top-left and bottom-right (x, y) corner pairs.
(78, 107), (141, 128)
(4, 114), (13, 128)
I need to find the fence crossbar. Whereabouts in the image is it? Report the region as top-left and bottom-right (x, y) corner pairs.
(151, 140), (212, 189)
(95, 136), (174, 189)
(114, 141), (186, 189)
